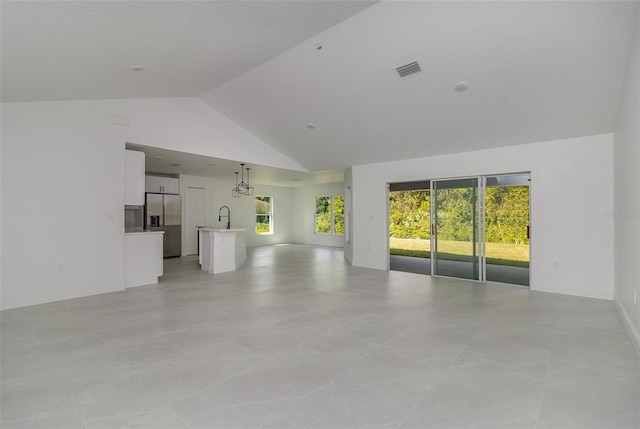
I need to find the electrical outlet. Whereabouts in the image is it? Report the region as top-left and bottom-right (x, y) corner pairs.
(57, 264), (65, 274)
(553, 261), (560, 269)
(634, 289), (637, 304)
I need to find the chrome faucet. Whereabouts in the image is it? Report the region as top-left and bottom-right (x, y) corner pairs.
(218, 206), (231, 229)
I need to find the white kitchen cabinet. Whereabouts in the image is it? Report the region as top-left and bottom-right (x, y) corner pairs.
(162, 177), (180, 194)
(145, 176), (161, 193)
(124, 231), (164, 287)
(125, 150), (145, 205)
(145, 175), (179, 194)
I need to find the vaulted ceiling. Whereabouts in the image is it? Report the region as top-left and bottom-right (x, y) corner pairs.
(2, 1), (638, 175)
(1, 1), (375, 102)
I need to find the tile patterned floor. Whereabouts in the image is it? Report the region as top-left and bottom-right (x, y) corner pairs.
(1, 245), (639, 429)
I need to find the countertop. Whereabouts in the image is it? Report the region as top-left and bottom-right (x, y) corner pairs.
(198, 227), (247, 233)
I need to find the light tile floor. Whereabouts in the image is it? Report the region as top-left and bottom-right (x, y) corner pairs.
(1, 245), (639, 429)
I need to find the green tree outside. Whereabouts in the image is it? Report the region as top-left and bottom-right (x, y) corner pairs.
(389, 190), (431, 239)
(334, 195), (345, 234)
(389, 185), (529, 266)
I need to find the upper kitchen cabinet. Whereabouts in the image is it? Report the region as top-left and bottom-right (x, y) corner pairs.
(145, 175), (180, 194)
(125, 150), (145, 205)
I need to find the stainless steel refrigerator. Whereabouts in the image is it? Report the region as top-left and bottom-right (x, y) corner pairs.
(145, 193), (182, 258)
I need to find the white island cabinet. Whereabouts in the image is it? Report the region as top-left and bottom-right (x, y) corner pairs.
(124, 231), (164, 287)
(199, 228), (247, 274)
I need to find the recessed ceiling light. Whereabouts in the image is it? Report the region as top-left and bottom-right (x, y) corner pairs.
(209, 163), (216, 166)
(453, 81), (469, 92)
(314, 43), (322, 51)
(306, 123), (317, 129)
(130, 65), (146, 72)
(170, 163), (181, 167)
(290, 178), (302, 181)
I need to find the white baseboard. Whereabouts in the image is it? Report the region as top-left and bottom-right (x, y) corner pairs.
(614, 293), (640, 351)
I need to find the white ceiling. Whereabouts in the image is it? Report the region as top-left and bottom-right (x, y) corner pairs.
(1, 0), (375, 102)
(3, 1), (638, 177)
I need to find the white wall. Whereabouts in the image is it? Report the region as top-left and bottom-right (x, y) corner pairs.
(1, 101), (127, 310)
(614, 4), (640, 346)
(1, 97), (304, 310)
(293, 182), (346, 248)
(351, 134), (615, 300)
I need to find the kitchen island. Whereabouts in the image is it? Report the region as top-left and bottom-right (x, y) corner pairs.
(124, 230), (164, 287)
(198, 228), (247, 274)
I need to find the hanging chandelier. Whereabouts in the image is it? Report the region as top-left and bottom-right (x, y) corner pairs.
(232, 163), (254, 197)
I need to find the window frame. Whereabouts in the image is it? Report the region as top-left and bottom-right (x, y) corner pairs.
(314, 195), (344, 235)
(255, 196), (273, 235)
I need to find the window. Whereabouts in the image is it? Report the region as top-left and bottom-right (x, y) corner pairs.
(334, 195), (344, 234)
(255, 196), (272, 234)
(315, 195), (344, 235)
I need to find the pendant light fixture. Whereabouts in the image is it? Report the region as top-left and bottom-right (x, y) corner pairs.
(245, 167), (254, 196)
(232, 172), (241, 197)
(231, 163), (254, 197)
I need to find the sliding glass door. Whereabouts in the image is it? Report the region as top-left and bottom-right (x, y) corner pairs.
(484, 174), (530, 285)
(428, 173), (530, 285)
(431, 178), (482, 280)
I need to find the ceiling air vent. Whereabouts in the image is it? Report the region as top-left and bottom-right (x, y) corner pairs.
(394, 60), (423, 79)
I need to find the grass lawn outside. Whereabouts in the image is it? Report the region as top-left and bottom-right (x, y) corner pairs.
(390, 237), (530, 268)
